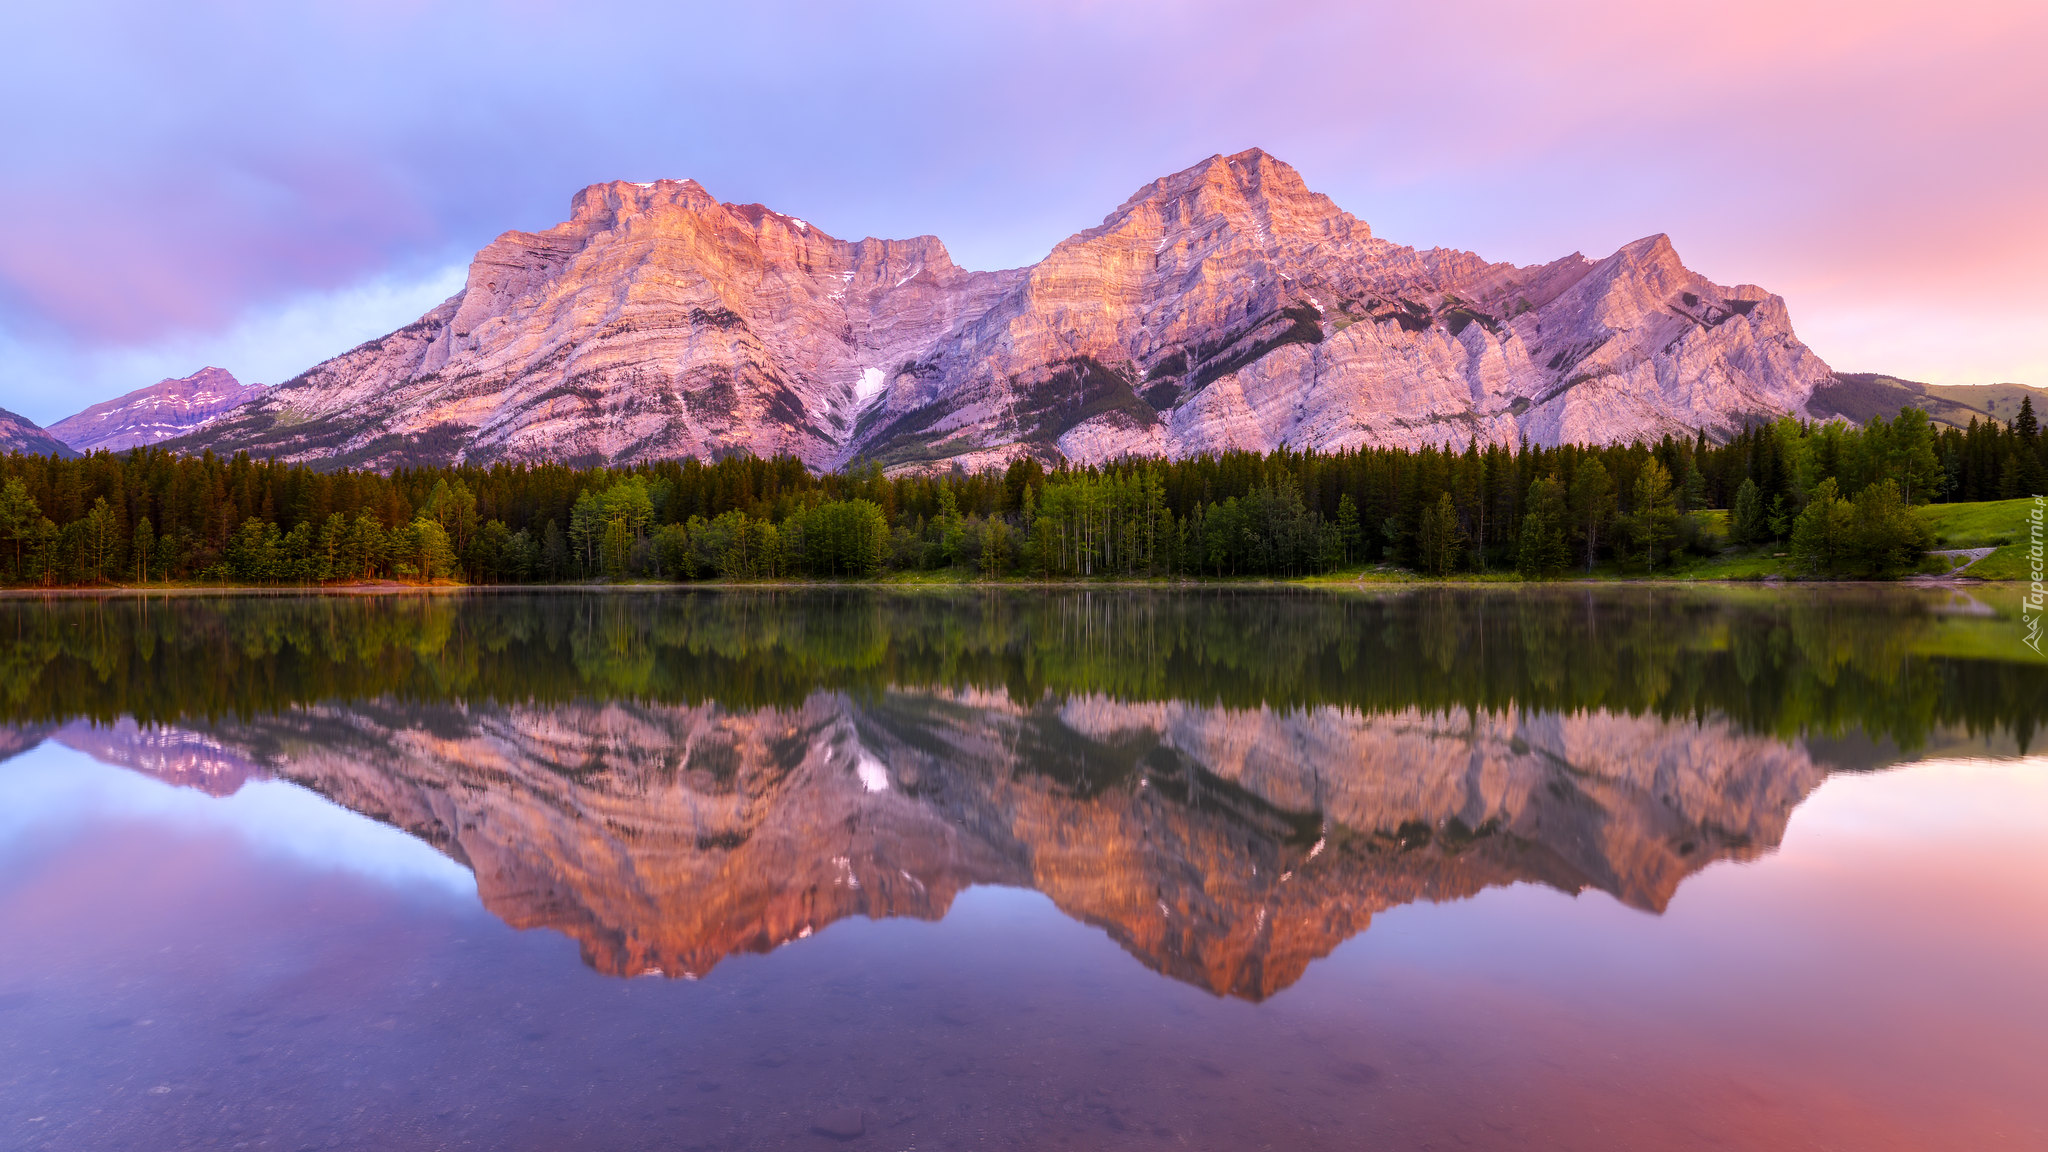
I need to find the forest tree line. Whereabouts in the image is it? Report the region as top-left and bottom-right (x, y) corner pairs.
(0, 400), (2041, 586)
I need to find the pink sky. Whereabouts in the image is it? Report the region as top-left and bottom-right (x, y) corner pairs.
(0, 0), (2042, 421)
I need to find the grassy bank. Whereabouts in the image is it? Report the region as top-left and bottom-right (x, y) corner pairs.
(1921, 498), (2041, 580)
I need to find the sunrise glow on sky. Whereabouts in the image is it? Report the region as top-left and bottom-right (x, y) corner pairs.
(1, 0), (2043, 423)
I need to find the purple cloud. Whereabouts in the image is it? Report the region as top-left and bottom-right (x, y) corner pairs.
(0, 0), (2042, 419)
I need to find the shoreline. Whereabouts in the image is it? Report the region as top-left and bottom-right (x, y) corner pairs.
(0, 574), (2014, 599)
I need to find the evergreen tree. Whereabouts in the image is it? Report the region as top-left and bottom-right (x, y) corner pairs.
(2012, 398), (2046, 496)
(131, 516), (154, 583)
(1568, 459), (1614, 573)
(0, 477), (38, 581)
(1515, 475), (1570, 578)
(1681, 460), (1707, 511)
(1335, 493), (1362, 565)
(1627, 460), (1680, 571)
(345, 512), (386, 580)
(1886, 407), (1942, 504)
(1730, 478), (1768, 547)
(316, 513), (346, 581)
(1417, 493), (1464, 576)
(282, 521), (317, 582)
(542, 519), (569, 580)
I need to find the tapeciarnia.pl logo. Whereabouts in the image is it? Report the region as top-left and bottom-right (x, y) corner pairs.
(2025, 495), (2044, 655)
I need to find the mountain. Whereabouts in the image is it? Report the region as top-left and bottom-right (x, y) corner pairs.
(47, 367), (264, 453)
(177, 150), (1834, 471)
(52, 690), (1832, 999)
(1809, 372), (2048, 430)
(0, 407), (77, 458)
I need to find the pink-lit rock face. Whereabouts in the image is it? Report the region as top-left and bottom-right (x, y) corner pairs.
(63, 692), (1833, 999)
(45, 367), (264, 453)
(178, 151), (1832, 472)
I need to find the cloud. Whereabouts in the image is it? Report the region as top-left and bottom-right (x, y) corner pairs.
(0, 0), (2041, 420)
(0, 263), (466, 425)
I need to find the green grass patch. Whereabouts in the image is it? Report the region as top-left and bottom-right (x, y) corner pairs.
(1921, 498), (2039, 549)
(1966, 542), (2041, 581)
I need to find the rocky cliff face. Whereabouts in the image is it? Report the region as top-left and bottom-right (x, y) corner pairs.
(56, 690), (1831, 998)
(177, 184), (1021, 469)
(47, 367), (264, 453)
(0, 407), (77, 458)
(865, 154), (1829, 469)
(176, 150), (1833, 472)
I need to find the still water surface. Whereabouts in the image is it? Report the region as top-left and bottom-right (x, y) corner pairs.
(1, 587), (2044, 1150)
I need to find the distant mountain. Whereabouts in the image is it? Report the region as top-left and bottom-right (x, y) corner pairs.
(47, 367), (264, 453)
(178, 149), (1835, 471)
(0, 407), (77, 458)
(1809, 372), (2047, 430)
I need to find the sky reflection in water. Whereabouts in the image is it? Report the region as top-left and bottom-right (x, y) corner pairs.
(0, 587), (2043, 1150)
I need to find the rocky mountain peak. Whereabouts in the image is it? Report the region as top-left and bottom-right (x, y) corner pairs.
(1618, 232), (1681, 264)
(177, 150), (1835, 471)
(1568, 232), (1769, 334)
(1096, 148), (1364, 253)
(566, 177), (725, 229)
(45, 366), (263, 453)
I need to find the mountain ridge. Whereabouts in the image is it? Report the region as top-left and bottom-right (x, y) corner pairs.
(1809, 372), (2048, 430)
(0, 407), (77, 458)
(170, 149), (1835, 471)
(47, 366), (265, 452)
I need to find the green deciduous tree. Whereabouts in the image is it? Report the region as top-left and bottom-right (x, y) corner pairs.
(344, 512), (387, 581)
(794, 499), (889, 577)
(81, 498), (121, 584)
(1849, 479), (1932, 577)
(402, 517), (457, 581)
(227, 517), (282, 583)
(1789, 478), (1856, 577)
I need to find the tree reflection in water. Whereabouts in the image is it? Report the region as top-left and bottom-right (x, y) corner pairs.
(4, 586), (2038, 997)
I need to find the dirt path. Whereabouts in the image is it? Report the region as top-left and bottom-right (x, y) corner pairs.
(1924, 547), (1998, 577)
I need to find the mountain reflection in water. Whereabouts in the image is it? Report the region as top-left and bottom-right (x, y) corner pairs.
(4, 587), (2040, 999)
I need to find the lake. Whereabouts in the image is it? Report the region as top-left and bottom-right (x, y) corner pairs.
(1, 586), (2043, 1150)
